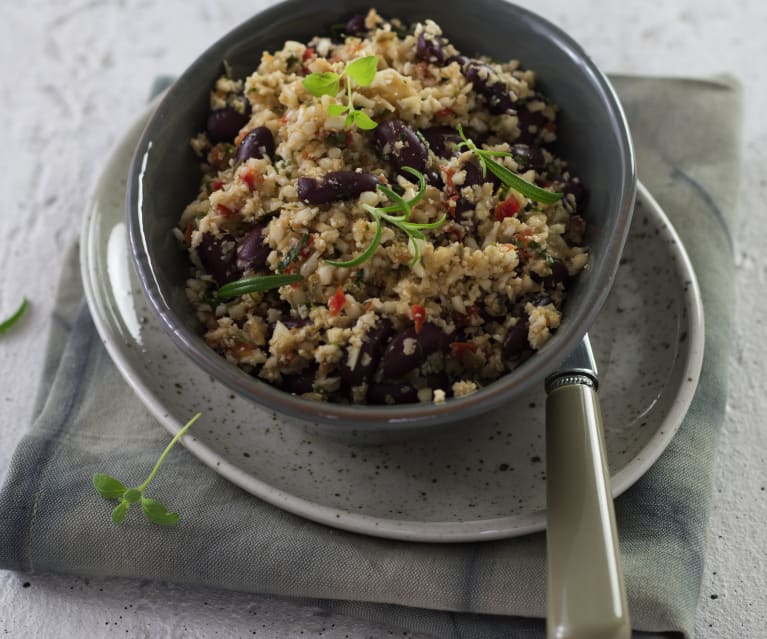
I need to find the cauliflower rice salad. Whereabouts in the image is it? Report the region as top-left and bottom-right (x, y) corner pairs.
(177, 9), (589, 405)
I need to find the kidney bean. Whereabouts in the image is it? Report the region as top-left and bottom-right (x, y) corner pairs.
(297, 171), (380, 204)
(367, 382), (419, 404)
(196, 232), (238, 285)
(463, 61), (513, 114)
(278, 317), (312, 329)
(380, 323), (449, 378)
(541, 259), (570, 289)
(454, 197), (474, 219)
(206, 99), (251, 143)
(374, 120), (428, 175)
(340, 317), (394, 387)
(445, 54), (469, 68)
(416, 32), (444, 64)
(280, 366), (317, 395)
(563, 179), (588, 208)
(425, 169), (444, 188)
(515, 107), (547, 144)
(461, 160), (500, 190)
(509, 144), (546, 172)
(236, 225), (270, 272)
(420, 126), (461, 158)
(503, 317), (529, 360)
(345, 14), (367, 36)
(424, 371), (450, 393)
(236, 126), (275, 162)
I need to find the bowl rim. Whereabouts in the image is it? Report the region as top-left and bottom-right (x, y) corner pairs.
(127, 0), (637, 428)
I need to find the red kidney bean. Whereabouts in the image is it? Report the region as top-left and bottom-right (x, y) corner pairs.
(297, 171), (380, 204)
(454, 197), (474, 219)
(425, 169), (444, 188)
(503, 317), (529, 360)
(340, 317), (394, 387)
(236, 225), (270, 272)
(463, 60), (513, 114)
(367, 382), (418, 404)
(416, 32), (445, 64)
(563, 179), (587, 208)
(380, 323), (449, 378)
(374, 120), (428, 175)
(515, 107), (547, 144)
(509, 144), (546, 172)
(461, 160), (500, 190)
(280, 366), (317, 395)
(420, 126), (461, 158)
(236, 126), (275, 162)
(345, 14), (367, 36)
(424, 371), (450, 393)
(196, 232), (238, 285)
(542, 259), (570, 289)
(206, 99), (251, 143)
(278, 317), (313, 329)
(446, 54), (469, 68)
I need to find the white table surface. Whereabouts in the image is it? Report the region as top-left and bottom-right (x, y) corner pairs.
(1, 1), (765, 636)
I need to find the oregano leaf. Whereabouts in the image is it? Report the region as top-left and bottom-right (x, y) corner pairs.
(326, 103), (347, 116)
(351, 110), (377, 130)
(141, 497), (180, 526)
(345, 55), (378, 86)
(111, 500), (129, 524)
(302, 72), (340, 97)
(93, 474), (127, 500)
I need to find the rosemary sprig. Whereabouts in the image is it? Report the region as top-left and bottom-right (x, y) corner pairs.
(326, 167), (445, 268)
(455, 125), (562, 204)
(217, 274), (304, 299)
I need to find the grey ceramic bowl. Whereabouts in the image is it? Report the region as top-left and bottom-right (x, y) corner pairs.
(127, 0), (635, 434)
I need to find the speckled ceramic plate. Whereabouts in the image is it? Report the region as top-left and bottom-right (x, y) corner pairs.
(81, 105), (704, 542)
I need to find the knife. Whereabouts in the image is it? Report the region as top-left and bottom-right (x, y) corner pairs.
(545, 334), (631, 639)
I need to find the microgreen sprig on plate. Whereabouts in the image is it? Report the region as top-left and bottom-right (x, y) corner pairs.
(326, 167), (446, 268)
(0, 298), (28, 336)
(303, 55), (378, 130)
(92, 412), (202, 526)
(455, 125), (562, 204)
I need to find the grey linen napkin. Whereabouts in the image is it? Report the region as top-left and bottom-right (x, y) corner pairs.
(0, 75), (742, 639)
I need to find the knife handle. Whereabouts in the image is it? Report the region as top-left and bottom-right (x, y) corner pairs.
(545, 378), (630, 639)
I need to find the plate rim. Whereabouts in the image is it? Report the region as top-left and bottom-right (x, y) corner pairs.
(80, 107), (705, 543)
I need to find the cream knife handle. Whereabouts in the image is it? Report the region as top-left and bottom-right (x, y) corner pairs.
(545, 378), (630, 639)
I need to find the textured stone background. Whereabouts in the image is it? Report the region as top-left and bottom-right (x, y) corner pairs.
(1, 1), (764, 636)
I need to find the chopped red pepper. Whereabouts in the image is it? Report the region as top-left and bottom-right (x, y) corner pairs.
(436, 107), (453, 117)
(210, 178), (224, 192)
(450, 341), (478, 356)
(495, 196), (521, 221)
(411, 304), (426, 334)
(216, 203), (234, 217)
(240, 167), (256, 190)
(329, 287), (346, 317)
(302, 47), (315, 61)
(184, 222), (194, 247)
(299, 234), (314, 259)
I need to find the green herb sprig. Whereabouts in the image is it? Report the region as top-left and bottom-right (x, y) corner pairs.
(93, 413), (202, 526)
(326, 167), (445, 268)
(455, 125), (562, 204)
(216, 273), (304, 300)
(303, 55), (378, 130)
(0, 298), (28, 335)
